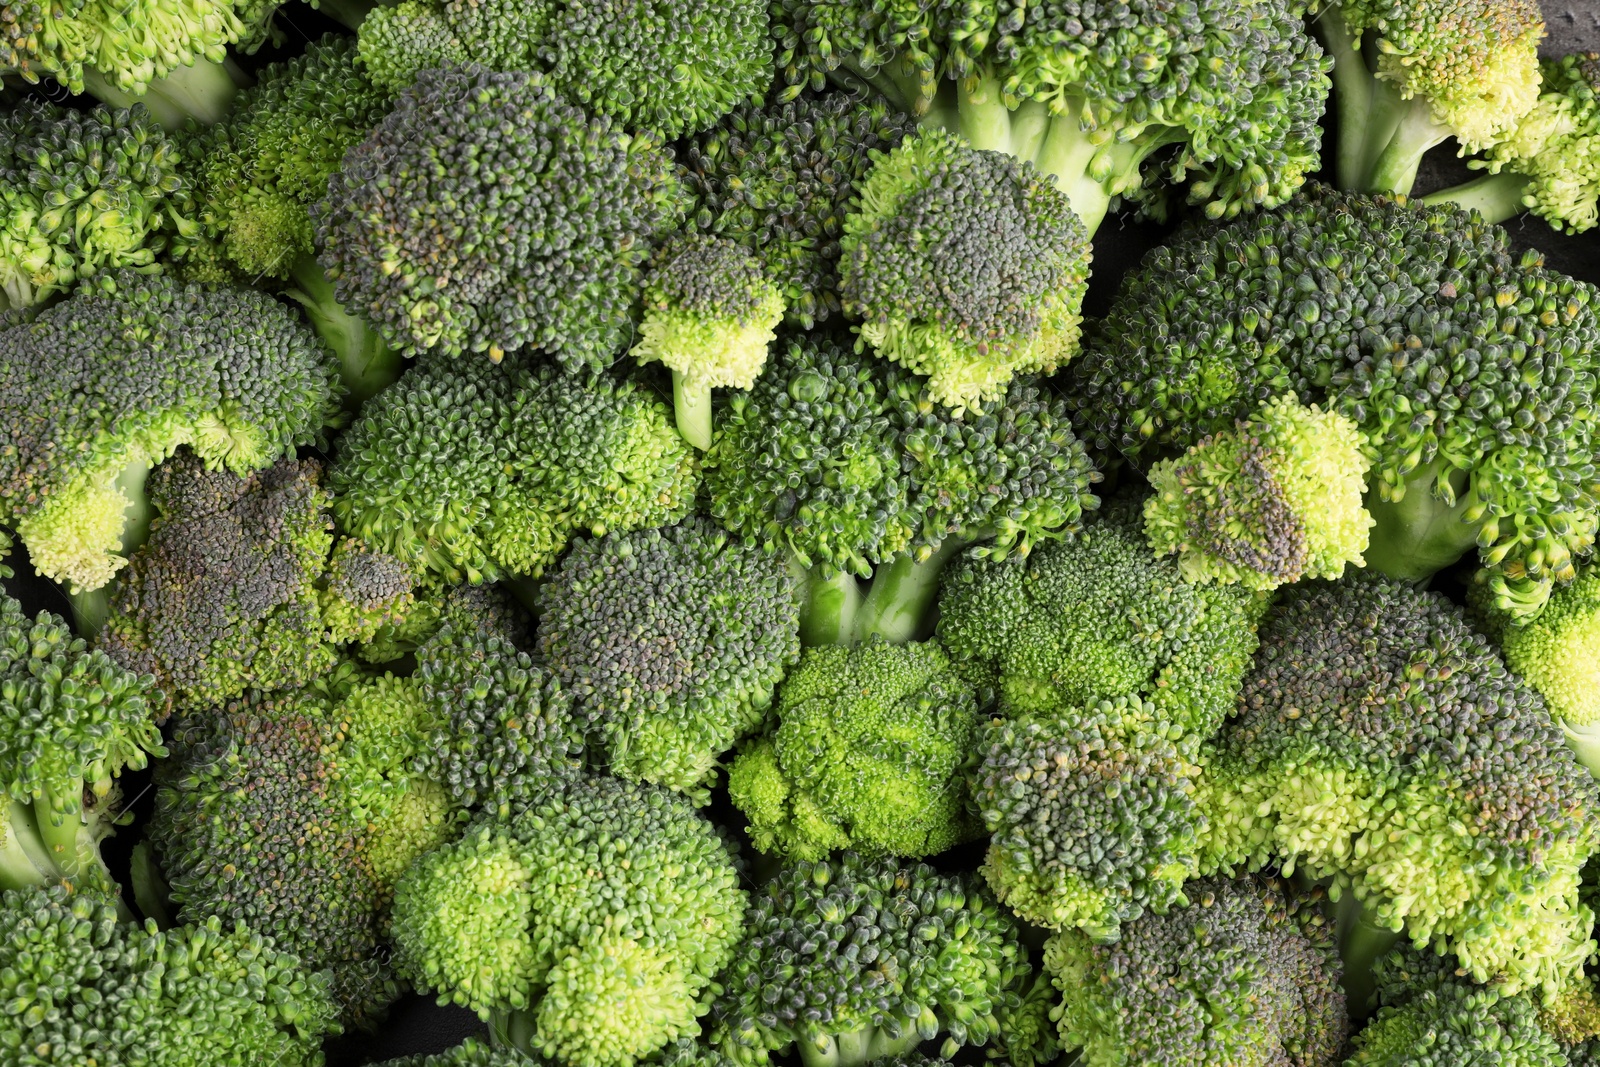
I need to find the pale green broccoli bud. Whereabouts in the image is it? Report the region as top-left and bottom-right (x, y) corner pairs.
(1144, 393), (1374, 590)
(839, 129), (1091, 414)
(632, 233), (785, 450)
(727, 638), (981, 860)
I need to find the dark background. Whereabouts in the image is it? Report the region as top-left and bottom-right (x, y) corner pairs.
(3, 2), (1599, 1060)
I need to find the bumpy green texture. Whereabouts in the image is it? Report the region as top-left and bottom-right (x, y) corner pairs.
(0, 883), (340, 1067)
(1042, 877), (1347, 1067)
(727, 639), (981, 859)
(316, 65), (685, 369)
(390, 775), (746, 1067)
(971, 696), (1200, 939)
(1197, 573), (1600, 996)
(681, 91), (917, 327)
(319, 537), (427, 654)
(536, 519), (800, 799)
(709, 852), (1034, 1067)
(356, 0), (768, 137)
(1068, 187), (1600, 617)
(1143, 393), (1374, 590)
(936, 499), (1262, 733)
(331, 354), (698, 585)
(374, 1039), (534, 1067)
(0, 270), (341, 593)
(839, 130), (1090, 413)
(0, 100), (188, 309)
(0, 593), (164, 896)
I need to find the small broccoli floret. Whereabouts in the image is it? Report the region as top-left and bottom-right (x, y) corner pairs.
(1042, 876), (1348, 1067)
(727, 638), (981, 860)
(0, 270), (342, 593)
(839, 129), (1090, 414)
(374, 1039), (535, 1067)
(632, 234), (785, 450)
(390, 774), (746, 1067)
(1197, 573), (1600, 996)
(320, 536), (425, 650)
(0, 593), (164, 898)
(681, 91), (917, 327)
(0, 883), (340, 1066)
(709, 852), (1034, 1067)
(316, 64), (685, 369)
(536, 518), (800, 800)
(1318, 0), (1545, 195)
(1143, 393), (1374, 590)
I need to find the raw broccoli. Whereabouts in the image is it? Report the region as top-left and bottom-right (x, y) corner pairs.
(680, 90), (916, 328)
(632, 234), (785, 450)
(1142, 393), (1375, 591)
(535, 518), (800, 799)
(373, 1040), (533, 1067)
(708, 851), (1036, 1067)
(315, 64), (685, 369)
(0, 593), (164, 899)
(0, 882), (340, 1066)
(1068, 186), (1600, 617)
(1316, 0), (1545, 194)
(330, 353), (697, 586)
(0, 270), (342, 593)
(1197, 572), (1600, 996)
(838, 129), (1091, 413)
(389, 774), (746, 1067)
(1042, 876), (1348, 1067)
(727, 638), (981, 860)
(0, 99), (190, 310)
(771, 0), (1329, 232)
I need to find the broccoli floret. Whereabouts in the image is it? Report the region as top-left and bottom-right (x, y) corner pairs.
(0, 270), (342, 594)
(331, 353), (698, 586)
(0, 883), (340, 1066)
(1068, 186), (1600, 617)
(535, 518), (801, 800)
(0, 593), (164, 898)
(373, 1039), (534, 1067)
(1143, 393), (1375, 590)
(1317, 0), (1544, 195)
(680, 91), (917, 328)
(632, 234), (785, 450)
(1197, 572), (1600, 995)
(315, 64), (685, 369)
(838, 129), (1091, 414)
(0, 99), (190, 311)
(390, 774), (746, 1067)
(1042, 876), (1348, 1067)
(319, 536), (427, 651)
(709, 851), (1034, 1067)
(727, 638), (981, 860)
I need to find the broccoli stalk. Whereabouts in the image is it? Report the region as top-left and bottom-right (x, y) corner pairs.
(80, 58), (246, 131)
(1421, 170), (1534, 221)
(1359, 461), (1485, 582)
(287, 254), (402, 408)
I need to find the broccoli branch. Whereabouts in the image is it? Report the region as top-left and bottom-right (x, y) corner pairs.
(1361, 462), (1483, 581)
(287, 253), (401, 409)
(671, 369), (714, 452)
(80, 57), (248, 131)
(852, 539), (964, 645)
(0, 795), (135, 919)
(796, 1027), (922, 1067)
(1421, 171), (1534, 224)
(1560, 719), (1600, 778)
(793, 559), (864, 647)
(312, 0), (378, 29)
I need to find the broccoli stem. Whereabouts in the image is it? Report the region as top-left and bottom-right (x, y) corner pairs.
(798, 1029), (921, 1067)
(955, 72), (1015, 152)
(852, 540), (963, 645)
(130, 841), (175, 929)
(0, 801), (57, 891)
(1008, 99), (1055, 165)
(1421, 171), (1533, 223)
(670, 369), (714, 451)
(487, 1008), (538, 1052)
(287, 253), (402, 410)
(1334, 890), (1403, 1012)
(793, 558), (863, 647)
(1033, 114), (1115, 235)
(81, 58), (247, 131)
(1, 271), (38, 309)
(1316, 10), (1378, 192)
(313, 0), (376, 28)
(1559, 719), (1600, 778)
(1362, 465), (1483, 581)
(1364, 96), (1452, 196)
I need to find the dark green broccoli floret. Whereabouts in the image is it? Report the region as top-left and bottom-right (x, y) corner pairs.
(1042, 876), (1348, 1067)
(0, 883), (340, 1066)
(315, 64), (685, 370)
(535, 518), (800, 800)
(330, 353), (698, 586)
(680, 90), (917, 328)
(319, 536), (427, 653)
(0, 270), (342, 593)
(1197, 572), (1600, 996)
(1068, 186), (1600, 617)
(390, 774), (746, 1067)
(373, 1039), (534, 1067)
(727, 638), (981, 860)
(708, 851), (1034, 1067)
(0, 593), (164, 898)
(838, 130), (1091, 413)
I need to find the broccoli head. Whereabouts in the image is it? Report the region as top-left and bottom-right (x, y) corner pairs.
(839, 129), (1090, 414)
(1042, 876), (1348, 1067)
(1068, 186), (1600, 617)
(1197, 572), (1600, 995)
(315, 64), (685, 369)
(390, 774), (746, 1067)
(727, 638), (981, 860)
(0, 270), (342, 593)
(373, 1039), (533, 1067)
(535, 518), (800, 800)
